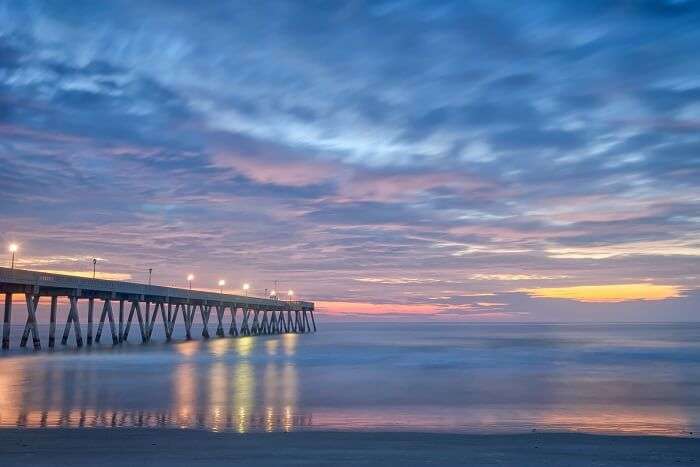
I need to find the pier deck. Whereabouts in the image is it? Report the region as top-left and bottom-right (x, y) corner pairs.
(0, 267), (315, 350)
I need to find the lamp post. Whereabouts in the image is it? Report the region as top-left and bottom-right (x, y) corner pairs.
(8, 243), (18, 269)
(218, 279), (226, 295)
(92, 258), (97, 279)
(270, 290), (276, 300)
(288, 290), (294, 302)
(148, 268), (152, 286)
(187, 274), (194, 290)
(243, 283), (250, 297)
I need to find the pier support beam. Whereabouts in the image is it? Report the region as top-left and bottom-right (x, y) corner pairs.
(87, 298), (95, 345)
(215, 304), (225, 337)
(48, 296), (57, 348)
(229, 305), (239, 336)
(280, 310), (288, 333)
(309, 309), (317, 332)
(165, 302), (172, 340)
(123, 300), (146, 343)
(184, 303), (194, 340)
(260, 310), (269, 335)
(303, 310), (311, 333)
(95, 299), (118, 345)
(153, 302), (167, 341)
(61, 296), (83, 347)
(118, 300), (124, 343)
(253, 309), (262, 335)
(2, 293), (11, 349)
(20, 292), (41, 349)
(268, 310), (276, 334)
(293, 310), (301, 333)
(166, 303), (179, 341)
(284, 310), (294, 333)
(201, 304), (211, 339)
(241, 306), (250, 336)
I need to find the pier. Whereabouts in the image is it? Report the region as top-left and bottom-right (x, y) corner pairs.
(0, 267), (315, 350)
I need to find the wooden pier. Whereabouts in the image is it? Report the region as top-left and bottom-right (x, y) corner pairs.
(0, 267), (315, 350)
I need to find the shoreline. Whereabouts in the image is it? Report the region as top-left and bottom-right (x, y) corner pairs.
(1, 428), (698, 466)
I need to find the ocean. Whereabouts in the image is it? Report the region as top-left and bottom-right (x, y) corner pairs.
(1, 322), (698, 436)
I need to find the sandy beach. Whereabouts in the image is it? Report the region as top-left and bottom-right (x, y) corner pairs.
(1, 429), (698, 466)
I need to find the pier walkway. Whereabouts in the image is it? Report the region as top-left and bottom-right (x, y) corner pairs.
(0, 267), (315, 350)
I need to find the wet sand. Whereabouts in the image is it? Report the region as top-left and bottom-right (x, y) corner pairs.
(0, 429), (698, 466)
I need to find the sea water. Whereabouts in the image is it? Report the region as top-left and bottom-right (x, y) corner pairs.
(0, 322), (698, 436)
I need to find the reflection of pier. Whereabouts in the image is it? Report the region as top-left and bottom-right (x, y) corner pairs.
(0, 268), (316, 350)
(0, 334), (310, 433)
(3, 407), (313, 432)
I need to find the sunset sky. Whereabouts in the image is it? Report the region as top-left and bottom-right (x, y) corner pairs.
(1, 1), (698, 321)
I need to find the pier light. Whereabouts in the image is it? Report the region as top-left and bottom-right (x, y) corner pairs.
(243, 283), (250, 296)
(218, 279), (226, 294)
(270, 290), (276, 298)
(187, 274), (195, 290)
(288, 290), (294, 301)
(8, 243), (18, 269)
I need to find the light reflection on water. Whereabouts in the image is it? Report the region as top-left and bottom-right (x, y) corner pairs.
(0, 323), (699, 436)
(0, 333), (306, 433)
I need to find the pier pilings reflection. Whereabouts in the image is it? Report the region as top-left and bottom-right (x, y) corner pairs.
(0, 335), (311, 432)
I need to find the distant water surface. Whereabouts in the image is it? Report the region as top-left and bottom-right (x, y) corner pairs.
(0, 323), (698, 436)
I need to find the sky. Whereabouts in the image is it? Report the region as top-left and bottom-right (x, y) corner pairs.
(0, 0), (699, 321)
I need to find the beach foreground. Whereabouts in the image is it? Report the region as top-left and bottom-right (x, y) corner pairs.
(1, 429), (697, 466)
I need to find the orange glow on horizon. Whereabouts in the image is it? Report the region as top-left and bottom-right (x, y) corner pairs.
(520, 283), (683, 303)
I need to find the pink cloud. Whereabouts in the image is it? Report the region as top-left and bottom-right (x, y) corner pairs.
(335, 172), (491, 203)
(316, 300), (439, 315)
(212, 151), (341, 187)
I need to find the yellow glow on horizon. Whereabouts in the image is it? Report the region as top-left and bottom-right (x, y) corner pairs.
(520, 283), (683, 303)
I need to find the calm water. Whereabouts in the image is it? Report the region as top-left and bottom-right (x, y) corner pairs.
(1, 323), (698, 436)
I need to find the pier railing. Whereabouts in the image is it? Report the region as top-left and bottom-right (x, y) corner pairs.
(0, 267), (315, 351)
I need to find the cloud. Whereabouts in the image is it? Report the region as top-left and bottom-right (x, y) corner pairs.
(353, 277), (444, 285)
(546, 239), (700, 259)
(0, 1), (699, 320)
(471, 274), (569, 281)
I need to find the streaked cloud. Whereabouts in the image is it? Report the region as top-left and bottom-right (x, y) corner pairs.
(546, 239), (700, 259)
(353, 277), (445, 285)
(470, 274), (569, 281)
